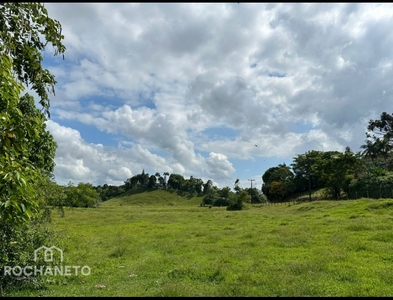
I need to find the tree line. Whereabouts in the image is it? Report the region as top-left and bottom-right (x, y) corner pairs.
(262, 112), (393, 202)
(94, 169), (266, 209)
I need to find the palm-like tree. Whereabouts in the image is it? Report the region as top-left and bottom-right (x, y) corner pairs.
(163, 172), (170, 188)
(374, 138), (393, 169)
(361, 138), (393, 169)
(360, 139), (379, 165)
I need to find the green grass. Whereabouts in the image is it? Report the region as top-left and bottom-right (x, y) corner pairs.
(102, 188), (203, 207)
(4, 191), (393, 296)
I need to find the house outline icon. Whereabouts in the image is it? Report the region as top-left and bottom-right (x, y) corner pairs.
(34, 245), (63, 263)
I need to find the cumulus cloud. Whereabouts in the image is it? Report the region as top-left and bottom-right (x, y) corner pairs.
(206, 152), (236, 181)
(41, 3), (393, 188)
(47, 120), (235, 188)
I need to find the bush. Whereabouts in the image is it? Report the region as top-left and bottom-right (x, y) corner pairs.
(227, 191), (249, 211)
(0, 208), (53, 292)
(202, 188), (218, 206)
(214, 197), (230, 207)
(64, 182), (100, 208)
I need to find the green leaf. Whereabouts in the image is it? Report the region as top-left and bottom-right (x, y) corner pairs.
(0, 2), (65, 227)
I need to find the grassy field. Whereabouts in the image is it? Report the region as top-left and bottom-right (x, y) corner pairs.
(5, 189), (393, 296)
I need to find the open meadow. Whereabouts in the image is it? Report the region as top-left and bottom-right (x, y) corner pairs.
(6, 190), (393, 297)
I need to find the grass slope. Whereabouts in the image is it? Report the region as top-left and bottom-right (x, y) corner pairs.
(4, 193), (393, 297)
(100, 188), (204, 207)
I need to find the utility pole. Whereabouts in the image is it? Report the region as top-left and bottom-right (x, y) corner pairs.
(248, 179), (255, 189)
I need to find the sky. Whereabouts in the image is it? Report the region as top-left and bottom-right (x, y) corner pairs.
(36, 2), (393, 191)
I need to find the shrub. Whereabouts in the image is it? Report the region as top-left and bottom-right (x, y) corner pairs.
(0, 208), (53, 292)
(227, 191), (249, 211)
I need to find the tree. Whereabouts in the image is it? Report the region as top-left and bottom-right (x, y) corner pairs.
(227, 190), (248, 211)
(245, 187), (265, 203)
(291, 150), (323, 201)
(202, 186), (218, 206)
(157, 175), (165, 187)
(0, 3), (66, 226)
(65, 182), (100, 208)
(96, 183), (124, 201)
(163, 172), (170, 188)
(194, 178), (204, 194)
(268, 181), (287, 202)
(38, 177), (67, 216)
(374, 138), (392, 169)
(219, 186), (231, 200)
(140, 169), (149, 186)
(148, 174), (157, 188)
(124, 175), (140, 190)
(155, 172), (164, 187)
(17, 94), (58, 175)
(348, 171), (393, 199)
(364, 112), (393, 172)
(261, 163), (295, 202)
(167, 173), (185, 190)
(367, 112), (393, 143)
(182, 177), (191, 193)
(203, 179), (213, 195)
(313, 148), (362, 199)
(214, 186), (232, 206)
(185, 176), (203, 194)
(360, 139), (379, 166)
(234, 178), (241, 193)
(360, 137), (392, 172)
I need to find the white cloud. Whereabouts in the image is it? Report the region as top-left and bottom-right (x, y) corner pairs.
(40, 3), (393, 188)
(205, 152), (236, 182)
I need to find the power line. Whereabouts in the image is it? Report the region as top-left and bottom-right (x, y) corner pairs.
(248, 179), (255, 189)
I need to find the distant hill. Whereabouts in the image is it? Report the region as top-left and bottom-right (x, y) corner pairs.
(99, 188), (204, 207)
